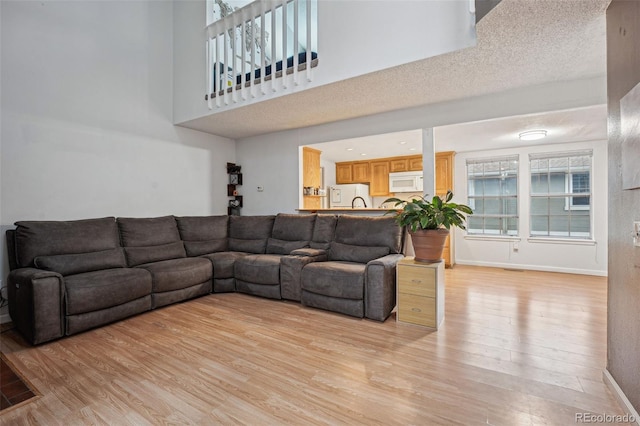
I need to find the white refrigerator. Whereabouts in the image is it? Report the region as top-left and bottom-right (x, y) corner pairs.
(329, 184), (372, 208)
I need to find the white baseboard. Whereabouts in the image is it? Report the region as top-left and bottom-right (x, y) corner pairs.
(454, 259), (607, 276)
(603, 369), (640, 425)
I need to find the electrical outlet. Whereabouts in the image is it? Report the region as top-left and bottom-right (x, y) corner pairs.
(634, 221), (640, 247)
(257, 186), (264, 192)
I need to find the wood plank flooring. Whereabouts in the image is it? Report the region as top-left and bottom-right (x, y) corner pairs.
(0, 266), (624, 425)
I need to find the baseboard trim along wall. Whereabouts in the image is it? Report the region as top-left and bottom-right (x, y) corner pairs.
(454, 260), (607, 277)
(603, 369), (640, 426)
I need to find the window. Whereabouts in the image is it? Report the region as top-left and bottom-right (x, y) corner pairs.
(529, 150), (592, 239)
(466, 156), (519, 236)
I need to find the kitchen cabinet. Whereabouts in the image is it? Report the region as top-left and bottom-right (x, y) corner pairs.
(389, 158), (408, 173)
(336, 161), (369, 184)
(435, 151), (454, 197)
(408, 155), (423, 171)
(352, 162), (370, 183)
(302, 147), (322, 209)
(369, 160), (390, 196)
(435, 151), (455, 267)
(336, 163), (353, 184)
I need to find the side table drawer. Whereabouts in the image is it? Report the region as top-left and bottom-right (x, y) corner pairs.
(397, 293), (436, 327)
(397, 265), (435, 297)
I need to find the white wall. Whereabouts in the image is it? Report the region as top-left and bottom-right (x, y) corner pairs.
(236, 76), (606, 215)
(0, 0), (235, 321)
(173, 0), (477, 123)
(454, 141), (608, 276)
(236, 77), (609, 276)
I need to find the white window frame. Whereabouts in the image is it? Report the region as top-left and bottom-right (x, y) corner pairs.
(466, 155), (519, 237)
(564, 171), (590, 211)
(529, 150), (593, 239)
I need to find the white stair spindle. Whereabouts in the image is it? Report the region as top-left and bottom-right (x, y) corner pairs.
(271, 3), (277, 93)
(215, 34), (221, 108)
(281, 0), (287, 90)
(241, 18), (247, 101)
(293, 0), (299, 85)
(306, 0), (312, 82)
(223, 30), (229, 105)
(260, 8), (266, 95)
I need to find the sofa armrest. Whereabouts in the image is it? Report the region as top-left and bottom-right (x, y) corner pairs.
(365, 254), (404, 321)
(289, 248), (327, 257)
(8, 268), (65, 345)
(280, 252), (328, 301)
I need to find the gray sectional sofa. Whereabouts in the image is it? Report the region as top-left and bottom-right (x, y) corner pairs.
(5, 213), (404, 345)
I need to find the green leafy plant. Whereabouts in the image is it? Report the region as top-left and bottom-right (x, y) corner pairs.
(384, 190), (473, 232)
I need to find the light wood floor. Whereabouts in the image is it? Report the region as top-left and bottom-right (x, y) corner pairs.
(0, 266), (624, 425)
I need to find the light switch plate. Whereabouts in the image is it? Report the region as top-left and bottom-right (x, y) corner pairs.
(634, 222), (640, 247)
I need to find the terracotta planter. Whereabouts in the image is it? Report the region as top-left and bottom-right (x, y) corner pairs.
(409, 228), (450, 263)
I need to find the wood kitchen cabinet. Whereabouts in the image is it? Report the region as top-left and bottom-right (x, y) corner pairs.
(352, 162), (370, 182)
(335, 162), (353, 184)
(369, 160), (391, 196)
(434, 151), (455, 267)
(335, 161), (370, 184)
(302, 147), (322, 209)
(408, 155), (423, 171)
(389, 158), (408, 173)
(435, 151), (454, 197)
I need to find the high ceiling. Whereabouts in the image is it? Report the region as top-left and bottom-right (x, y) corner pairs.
(180, 0), (610, 140)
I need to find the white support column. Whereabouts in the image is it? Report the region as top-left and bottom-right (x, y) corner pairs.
(422, 128), (436, 197)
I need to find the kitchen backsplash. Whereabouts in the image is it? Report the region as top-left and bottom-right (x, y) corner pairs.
(374, 192), (423, 209)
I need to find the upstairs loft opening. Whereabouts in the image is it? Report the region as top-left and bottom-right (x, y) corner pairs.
(205, 0), (318, 107)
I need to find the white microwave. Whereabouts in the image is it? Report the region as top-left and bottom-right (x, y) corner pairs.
(389, 171), (424, 193)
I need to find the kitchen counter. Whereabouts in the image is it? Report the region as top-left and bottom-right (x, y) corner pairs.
(297, 208), (393, 213)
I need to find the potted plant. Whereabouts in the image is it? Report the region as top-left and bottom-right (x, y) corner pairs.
(384, 190), (473, 263)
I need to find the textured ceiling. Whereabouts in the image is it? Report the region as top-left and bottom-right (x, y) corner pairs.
(179, 0), (610, 139)
(311, 105), (607, 162)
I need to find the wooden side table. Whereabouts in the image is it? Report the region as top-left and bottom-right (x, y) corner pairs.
(396, 257), (445, 329)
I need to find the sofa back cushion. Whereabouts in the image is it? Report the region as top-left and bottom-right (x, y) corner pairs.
(266, 214), (316, 254)
(309, 214), (338, 250)
(117, 216), (186, 266)
(334, 215), (403, 254)
(228, 216), (275, 254)
(14, 217), (121, 268)
(175, 215), (229, 256)
(328, 242), (390, 264)
(34, 248), (127, 276)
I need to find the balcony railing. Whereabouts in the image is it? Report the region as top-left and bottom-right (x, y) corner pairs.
(205, 0), (318, 109)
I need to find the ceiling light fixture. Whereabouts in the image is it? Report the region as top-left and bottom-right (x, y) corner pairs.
(361, 153), (367, 156)
(346, 148), (354, 151)
(519, 130), (547, 141)
(399, 141), (407, 145)
(409, 148), (416, 151)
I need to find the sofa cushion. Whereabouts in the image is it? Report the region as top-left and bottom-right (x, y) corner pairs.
(117, 216), (181, 247)
(302, 262), (366, 299)
(118, 217), (186, 266)
(266, 238), (309, 255)
(124, 242), (186, 267)
(228, 238), (267, 254)
(182, 239), (228, 257)
(137, 257), (212, 293)
(14, 217), (120, 268)
(34, 248), (126, 276)
(234, 254), (282, 285)
(175, 215), (229, 256)
(328, 242), (390, 264)
(309, 214), (338, 250)
(228, 216), (274, 253)
(201, 251), (249, 278)
(65, 268), (152, 315)
(272, 214), (316, 241)
(334, 215), (402, 253)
